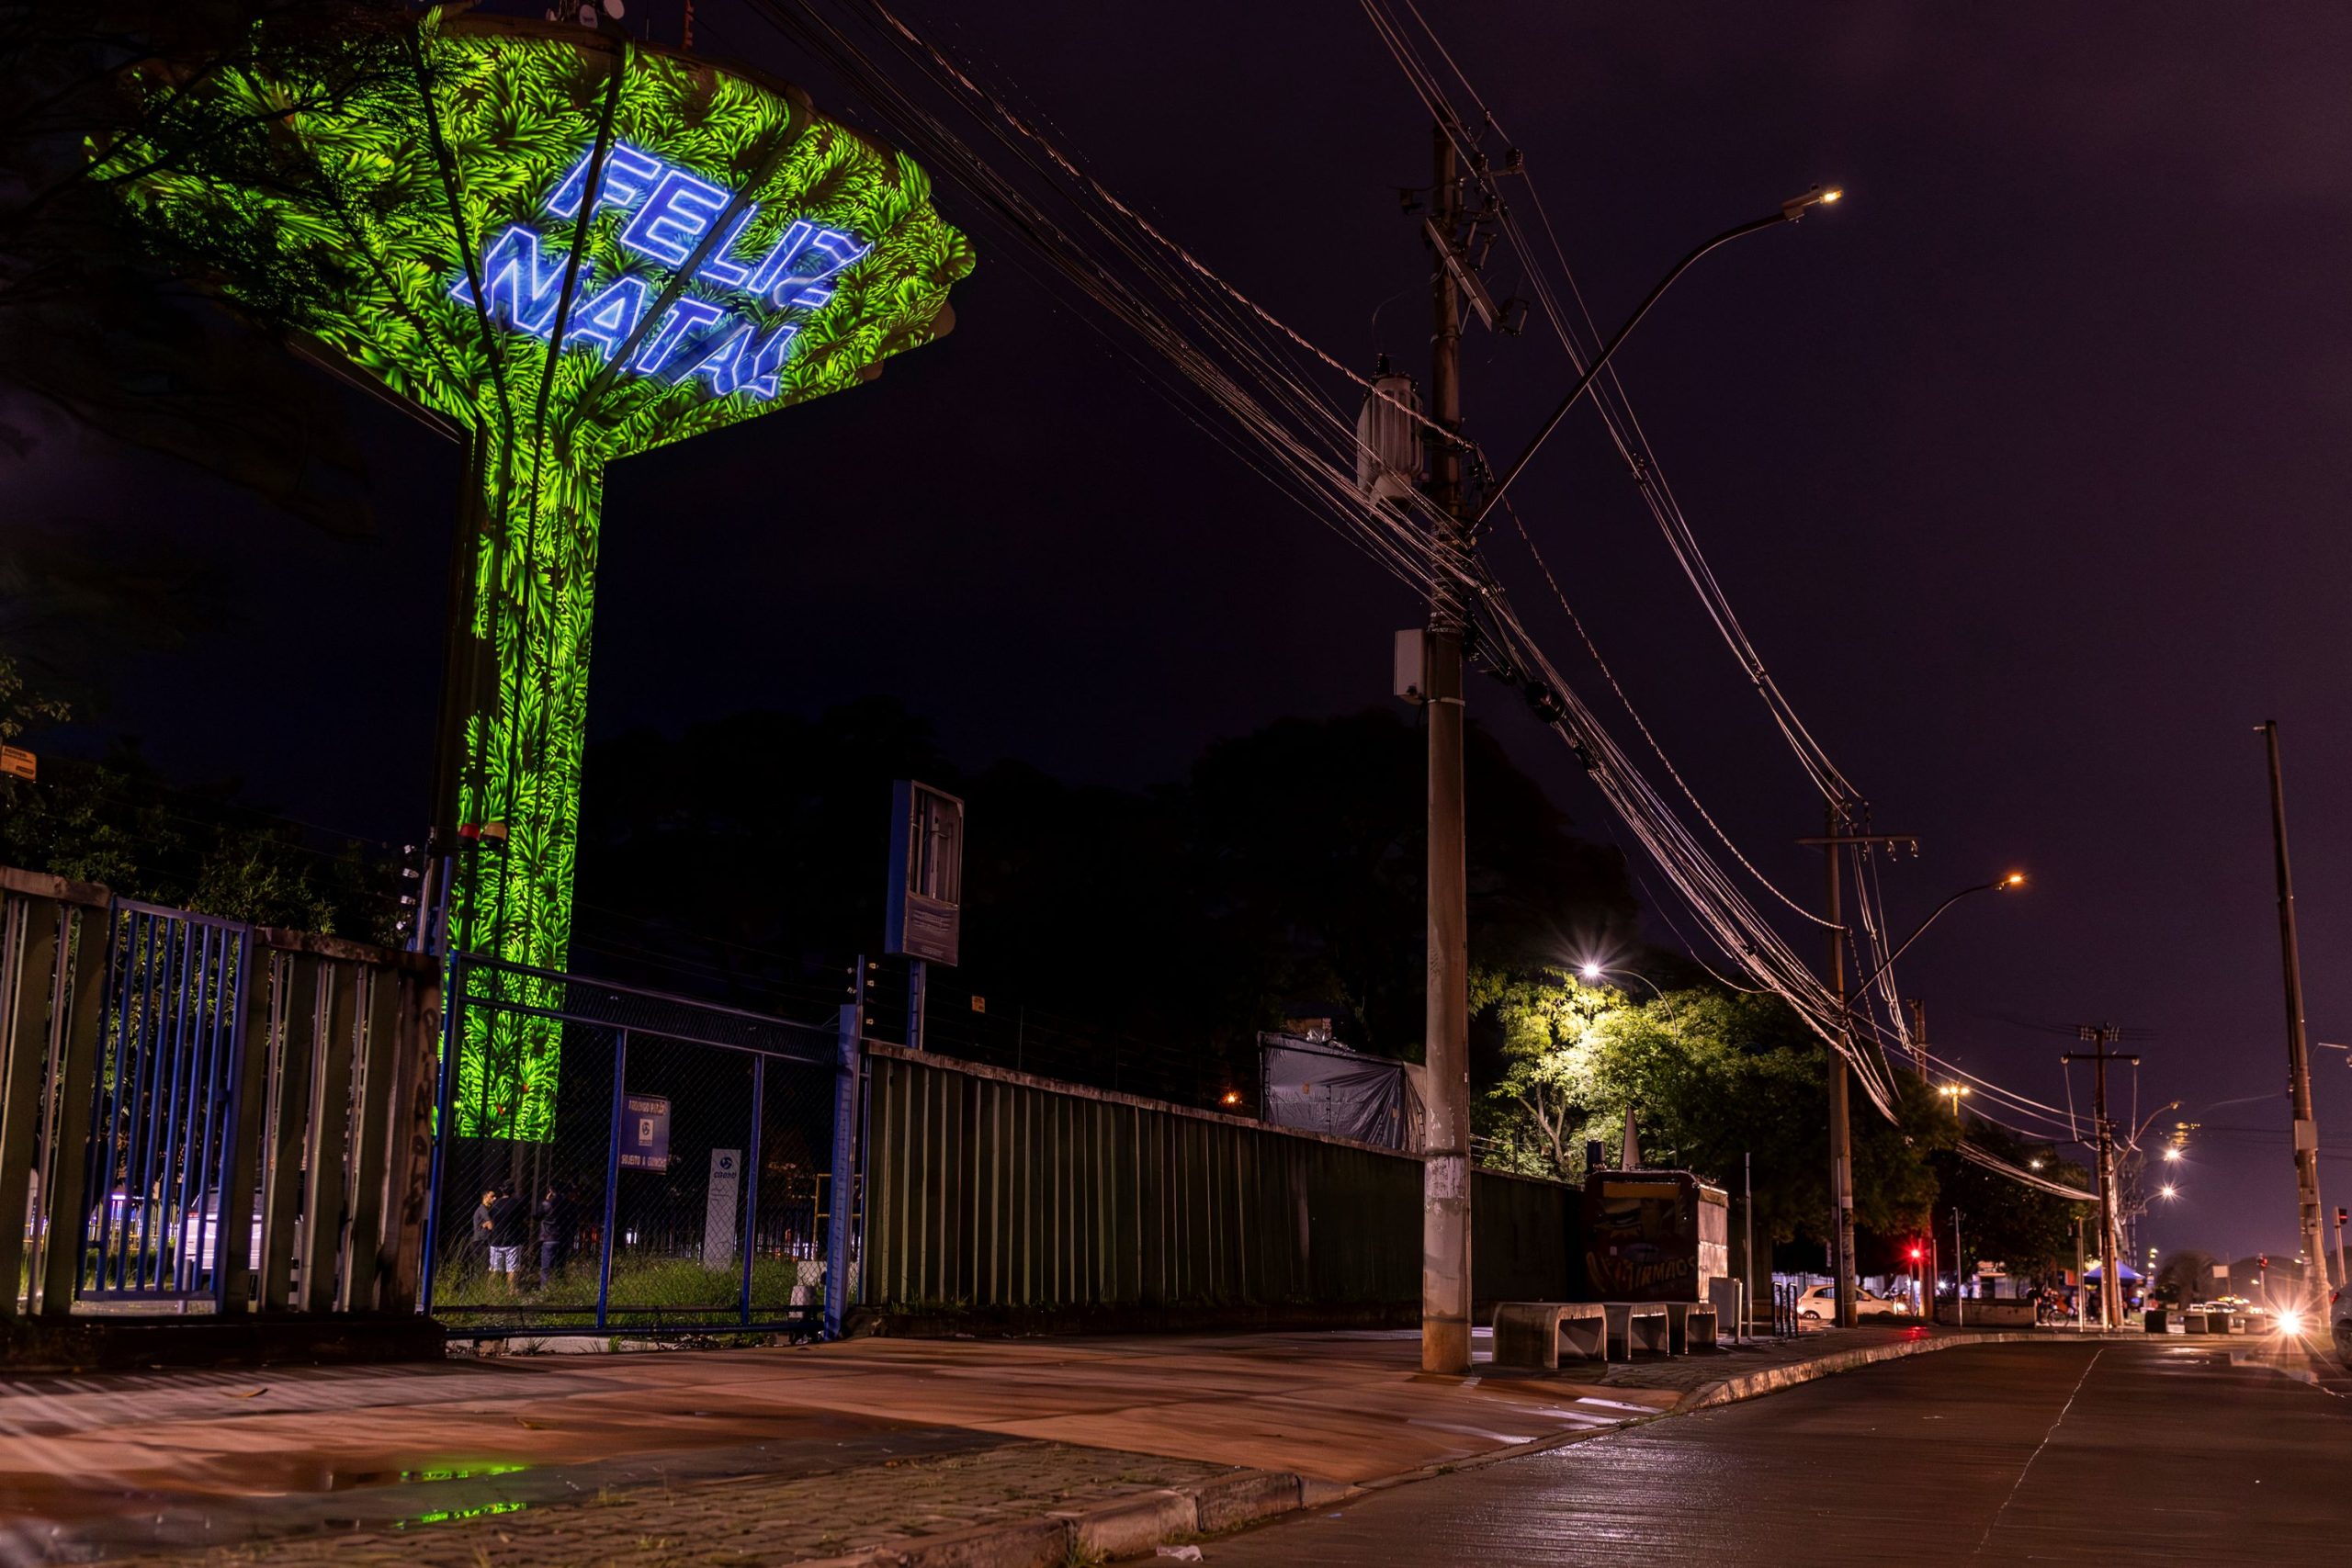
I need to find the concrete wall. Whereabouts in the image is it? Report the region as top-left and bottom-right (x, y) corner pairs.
(856, 1045), (1574, 1333)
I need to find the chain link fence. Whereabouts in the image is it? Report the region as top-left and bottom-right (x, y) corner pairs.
(424, 955), (841, 1338)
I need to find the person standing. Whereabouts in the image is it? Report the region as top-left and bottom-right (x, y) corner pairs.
(537, 1183), (572, 1286)
(473, 1188), (498, 1274)
(488, 1185), (528, 1295)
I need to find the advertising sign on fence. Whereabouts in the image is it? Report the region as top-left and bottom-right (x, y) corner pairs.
(620, 1094), (672, 1171)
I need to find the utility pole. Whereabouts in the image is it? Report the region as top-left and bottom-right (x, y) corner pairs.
(2065, 1025), (2138, 1329)
(1795, 816), (1917, 1330)
(2258, 721), (2331, 1296)
(1951, 1209), (1963, 1328)
(2074, 1215), (2086, 1332)
(1419, 120), (1473, 1375)
(1744, 1150), (1755, 1343)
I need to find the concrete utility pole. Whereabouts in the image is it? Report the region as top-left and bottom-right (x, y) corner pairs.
(2258, 721), (2331, 1295)
(1419, 120), (1473, 1375)
(2074, 1215), (2086, 1332)
(2065, 1026), (2137, 1329)
(1796, 816), (1917, 1330)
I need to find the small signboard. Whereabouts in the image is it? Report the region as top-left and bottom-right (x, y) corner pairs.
(703, 1147), (742, 1269)
(619, 1094), (671, 1171)
(885, 779), (964, 966)
(0, 746), (34, 782)
(970, 996), (987, 1014)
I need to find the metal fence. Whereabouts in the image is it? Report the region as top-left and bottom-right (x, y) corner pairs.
(858, 1043), (1576, 1328)
(424, 955), (848, 1338)
(2, 866), (440, 1322)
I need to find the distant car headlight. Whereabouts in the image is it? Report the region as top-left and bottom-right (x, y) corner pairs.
(2275, 1310), (2304, 1336)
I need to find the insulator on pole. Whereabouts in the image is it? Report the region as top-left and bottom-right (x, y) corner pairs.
(1355, 368), (1422, 508)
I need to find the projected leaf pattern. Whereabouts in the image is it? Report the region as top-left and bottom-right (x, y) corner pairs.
(109, 11), (972, 1138)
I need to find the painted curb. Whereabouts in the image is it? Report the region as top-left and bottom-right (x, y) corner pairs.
(1671, 1331), (2051, 1414)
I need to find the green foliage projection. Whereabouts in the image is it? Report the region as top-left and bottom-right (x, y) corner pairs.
(104, 9), (973, 1139)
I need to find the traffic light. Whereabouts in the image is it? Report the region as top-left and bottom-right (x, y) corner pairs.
(2259, 1255), (2268, 1271)
(1908, 1246), (1924, 1262)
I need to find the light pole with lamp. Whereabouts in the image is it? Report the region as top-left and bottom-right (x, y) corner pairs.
(1406, 159), (1846, 1374)
(1817, 871), (2026, 1329)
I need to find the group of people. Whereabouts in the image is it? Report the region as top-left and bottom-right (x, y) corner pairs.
(471, 1180), (588, 1293)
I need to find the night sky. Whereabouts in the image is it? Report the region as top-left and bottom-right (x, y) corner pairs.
(19, 2), (2352, 1266)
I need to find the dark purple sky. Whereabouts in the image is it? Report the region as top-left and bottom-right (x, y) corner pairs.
(27, 1), (2352, 1265)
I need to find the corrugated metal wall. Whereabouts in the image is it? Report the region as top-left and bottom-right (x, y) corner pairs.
(859, 1047), (1573, 1323)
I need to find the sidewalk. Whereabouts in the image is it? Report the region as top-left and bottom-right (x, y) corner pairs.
(0, 1323), (2051, 1566)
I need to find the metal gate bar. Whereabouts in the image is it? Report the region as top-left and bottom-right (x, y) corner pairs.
(82, 903), (252, 1302)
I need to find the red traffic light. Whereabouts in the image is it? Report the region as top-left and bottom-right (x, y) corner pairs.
(1907, 1246), (1924, 1261)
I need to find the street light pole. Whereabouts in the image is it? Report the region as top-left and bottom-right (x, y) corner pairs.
(1952, 1208), (1964, 1328)
(1419, 121), (1473, 1376)
(1408, 153), (1840, 1374)
(1795, 818), (1917, 1332)
(2257, 721), (2331, 1300)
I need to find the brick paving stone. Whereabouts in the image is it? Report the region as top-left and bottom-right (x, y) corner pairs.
(107, 1442), (1238, 1568)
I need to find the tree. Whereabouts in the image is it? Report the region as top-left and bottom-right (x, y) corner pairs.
(1473, 971), (1948, 1250)
(568, 701), (1639, 1095)
(2155, 1248), (2217, 1308)
(0, 1), (396, 535)
(1926, 1120), (2091, 1281)
(0, 652), (396, 936)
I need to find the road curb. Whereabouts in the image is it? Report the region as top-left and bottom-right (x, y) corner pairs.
(791, 1333), (2068, 1566)
(1670, 1330), (2049, 1415)
(781, 1471), (1318, 1568)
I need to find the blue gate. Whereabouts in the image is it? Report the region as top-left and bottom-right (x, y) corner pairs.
(424, 955), (856, 1339)
(81, 901), (254, 1303)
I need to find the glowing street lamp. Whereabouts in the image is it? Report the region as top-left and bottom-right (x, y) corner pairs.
(1577, 962), (1664, 998)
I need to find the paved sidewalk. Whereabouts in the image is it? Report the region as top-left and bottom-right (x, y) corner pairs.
(0, 1323), (2043, 1566)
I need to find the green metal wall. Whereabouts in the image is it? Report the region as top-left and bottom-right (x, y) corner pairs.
(858, 1048), (1572, 1326)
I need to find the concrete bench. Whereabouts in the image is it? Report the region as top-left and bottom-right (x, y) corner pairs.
(1666, 1302), (1718, 1354)
(1603, 1302), (1671, 1360)
(1492, 1302), (1609, 1370)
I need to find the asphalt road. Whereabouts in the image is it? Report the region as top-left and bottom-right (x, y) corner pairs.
(1202, 1341), (2347, 1565)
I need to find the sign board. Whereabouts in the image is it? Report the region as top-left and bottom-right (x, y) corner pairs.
(618, 1094), (671, 1171)
(703, 1147), (743, 1269)
(0, 746), (33, 782)
(885, 779), (964, 965)
(1976, 1260), (2007, 1279)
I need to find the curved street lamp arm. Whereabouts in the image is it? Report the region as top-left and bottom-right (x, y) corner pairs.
(1473, 209), (1794, 527)
(1591, 965), (1666, 999)
(1848, 881), (2007, 1005)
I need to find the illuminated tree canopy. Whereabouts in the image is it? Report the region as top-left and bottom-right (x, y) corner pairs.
(104, 7), (974, 1138)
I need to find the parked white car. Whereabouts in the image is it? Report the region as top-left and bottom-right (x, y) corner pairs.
(1796, 1283), (1914, 1320)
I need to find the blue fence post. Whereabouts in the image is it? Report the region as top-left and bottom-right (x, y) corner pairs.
(739, 1055), (764, 1326)
(416, 955), (464, 1319)
(823, 1005), (861, 1340)
(596, 1030), (628, 1333)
